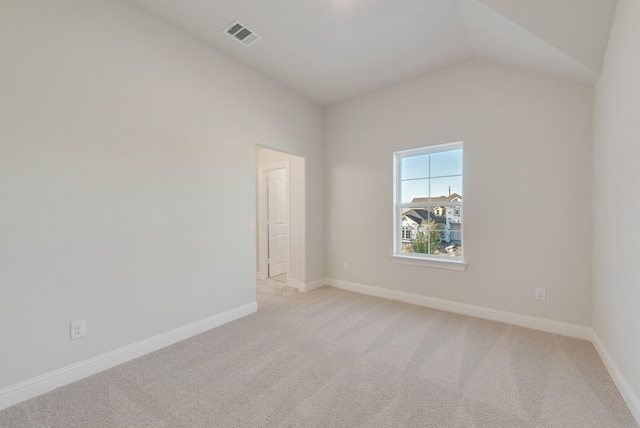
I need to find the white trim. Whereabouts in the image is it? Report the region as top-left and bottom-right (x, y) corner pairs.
(303, 278), (326, 292)
(393, 141), (465, 266)
(591, 332), (640, 426)
(288, 278), (305, 291)
(325, 278), (591, 340)
(288, 278), (325, 292)
(395, 141), (463, 157)
(391, 255), (467, 270)
(0, 302), (257, 411)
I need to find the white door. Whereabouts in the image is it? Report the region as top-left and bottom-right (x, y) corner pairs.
(267, 168), (289, 278)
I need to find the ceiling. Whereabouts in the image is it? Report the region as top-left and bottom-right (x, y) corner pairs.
(130, 0), (618, 106)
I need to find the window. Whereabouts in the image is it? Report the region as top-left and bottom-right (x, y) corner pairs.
(401, 227), (413, 242)
(392, 142), (465, 270)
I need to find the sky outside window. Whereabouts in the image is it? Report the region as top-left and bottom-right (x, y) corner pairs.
(401, 149), (462, 202)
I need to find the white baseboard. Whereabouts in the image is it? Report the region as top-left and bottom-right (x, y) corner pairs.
(303, 278), (326, 292)
(0, 302), (257, 411)
(288, 278), (325, 292)
(325, 278), (592, 340)
(288, 278), (305, 291)
(591, 332), (640, 426)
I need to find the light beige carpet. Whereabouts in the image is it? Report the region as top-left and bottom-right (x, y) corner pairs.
(1, 283), (637, 427)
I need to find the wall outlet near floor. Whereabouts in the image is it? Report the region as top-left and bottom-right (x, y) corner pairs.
(535, 288), (546, 301)
(70, 320), (86, 340)
(343, 262), (349, 271)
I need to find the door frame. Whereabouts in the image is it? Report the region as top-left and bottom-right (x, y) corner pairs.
(257, 161), (290, 282)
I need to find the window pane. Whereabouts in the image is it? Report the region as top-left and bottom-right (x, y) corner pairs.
(401, 179), (429, 203)
(401, 205), (462, 258)
(401, 154), (429, 180)
(430, 176), (462, 199)
(430, 149), (462, 177)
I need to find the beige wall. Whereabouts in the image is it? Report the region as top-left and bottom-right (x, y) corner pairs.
(0, 0), (323, 389)
(593, 0), (640, 411)
(325, 59), (593, 326)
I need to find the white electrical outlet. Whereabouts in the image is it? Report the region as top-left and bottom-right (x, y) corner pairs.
(535, 288), (546, 301)
(343, 262), (349, 271)
(70, 320), (86, 340)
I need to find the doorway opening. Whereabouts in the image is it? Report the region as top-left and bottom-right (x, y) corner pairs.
(263, 165), (289, 280)
(255, 146), (306, 292)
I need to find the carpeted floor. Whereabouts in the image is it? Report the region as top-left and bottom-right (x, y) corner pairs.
(0, 283), (637, 427)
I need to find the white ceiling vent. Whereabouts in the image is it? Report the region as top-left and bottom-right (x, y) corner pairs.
(224, 20), (261, 47)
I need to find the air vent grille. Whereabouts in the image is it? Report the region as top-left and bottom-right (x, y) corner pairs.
(224, 20), (261, 47)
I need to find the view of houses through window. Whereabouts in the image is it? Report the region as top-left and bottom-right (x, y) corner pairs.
(394, 142), (463, 259)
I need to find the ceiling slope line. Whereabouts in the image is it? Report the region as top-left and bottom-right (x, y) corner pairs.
(456, 0), (600, 85)
(471, 0), (617, 74)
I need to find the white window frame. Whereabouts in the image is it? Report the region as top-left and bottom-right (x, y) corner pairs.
(401, 226), (412, 242)
(392, 141), (467, 271)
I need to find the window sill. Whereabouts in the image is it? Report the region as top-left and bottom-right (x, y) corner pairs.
(391, 254), (467, 271)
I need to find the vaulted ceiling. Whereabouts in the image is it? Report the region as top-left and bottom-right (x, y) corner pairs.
(131, 0), (618, 106)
